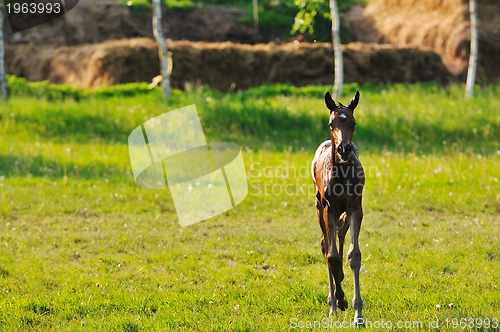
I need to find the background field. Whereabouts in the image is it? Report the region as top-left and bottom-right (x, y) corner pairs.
(0, 82), (498, 331)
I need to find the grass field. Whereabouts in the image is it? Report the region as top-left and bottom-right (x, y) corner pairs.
(0, 82), (498, 331)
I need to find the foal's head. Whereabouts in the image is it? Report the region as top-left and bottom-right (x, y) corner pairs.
(324, 91), (360, 163)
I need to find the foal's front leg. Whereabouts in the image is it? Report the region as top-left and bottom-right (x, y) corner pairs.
(348, 205), (364, 326)
(326, 258), (337, 316)
(319, 207), (338, 316)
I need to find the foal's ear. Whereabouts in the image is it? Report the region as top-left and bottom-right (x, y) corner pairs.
(347, 91), (360, 112)
(324, 91), (337, 114)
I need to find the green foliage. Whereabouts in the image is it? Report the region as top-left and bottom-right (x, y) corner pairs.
(90, 83), (163, 98)
(7, 76), (82, 101)
(291, 0), (329, 37)
(197, 0), (248, 5)
(119, 0), (365, 41)
(291, 0), (364, 42)
(252, 2), (299, 37)
(6, 76), (159, 101)
(121, 0), (195, 12)
(0, 81), (498, 330)
(231, 0), (297, 39)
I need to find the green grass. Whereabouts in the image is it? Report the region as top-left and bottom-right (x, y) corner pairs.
(0, 82), (498, 330)
(121, 0), (195, 11)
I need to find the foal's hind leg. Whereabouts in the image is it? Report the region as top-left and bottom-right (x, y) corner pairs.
(326, 208), (348, 313)
(348, 206), (364, 326)
(337, 212), (350, 283)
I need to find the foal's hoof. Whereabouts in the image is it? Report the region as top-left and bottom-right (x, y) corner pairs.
(353, 316), (365, 328)
(337, 298), (349, 311)
(327, 295), (337, 316)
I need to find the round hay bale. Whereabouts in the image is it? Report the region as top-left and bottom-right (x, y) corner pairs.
(353, 0), (500, 82)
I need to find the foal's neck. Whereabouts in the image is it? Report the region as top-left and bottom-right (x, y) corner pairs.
(331, 148), (358, 180)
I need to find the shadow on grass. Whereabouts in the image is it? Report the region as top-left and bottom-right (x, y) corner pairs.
(201, 100), (327, 152)
(0, 154), (130, 180)
(10, 111), (132, 144)
(201, 96), (498, 155)
(10, 101), (496, 154)
(5, 83), (498, 155)
(356, 122), (498, 155)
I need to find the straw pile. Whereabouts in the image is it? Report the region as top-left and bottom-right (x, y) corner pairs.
(5, 38), (451, 90)
(351, 0), (500, 81)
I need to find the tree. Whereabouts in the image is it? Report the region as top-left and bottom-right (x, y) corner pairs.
(292, 0), (343, 97)
(0, 3), (7, 99)
(330, 0), (342, 98)
(465, 0), (478, 99)
(252, 0), (259, 33)
(152, 0), (171, 97)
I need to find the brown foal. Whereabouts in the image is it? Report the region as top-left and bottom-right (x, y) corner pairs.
(311, 91), (365, 326)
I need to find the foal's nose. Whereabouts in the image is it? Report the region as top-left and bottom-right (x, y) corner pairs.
(337, 143), (352, 159)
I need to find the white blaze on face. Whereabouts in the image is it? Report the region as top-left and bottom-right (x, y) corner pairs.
(332, 127), (343, 147)
(339, 113), (347, 119)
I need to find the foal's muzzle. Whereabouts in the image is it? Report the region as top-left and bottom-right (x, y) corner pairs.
(337, 143), (352, 160)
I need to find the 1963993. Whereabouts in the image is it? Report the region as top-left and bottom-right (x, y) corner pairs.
(5, 1), (62, 15)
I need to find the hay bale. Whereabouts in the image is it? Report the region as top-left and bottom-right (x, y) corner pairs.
(6, 38), (160, 88)
(5, 38), (451, 90)
(5, 44), (56, 81)
(343, 43), (450, 84)
(351, 0), (500, 81)
(170, 41), (451, 90)
(49, 39), (159, 87)
(169, 41), (333, 90)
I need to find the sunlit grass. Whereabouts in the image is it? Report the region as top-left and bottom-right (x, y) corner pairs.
(0, 82), (498, 330)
